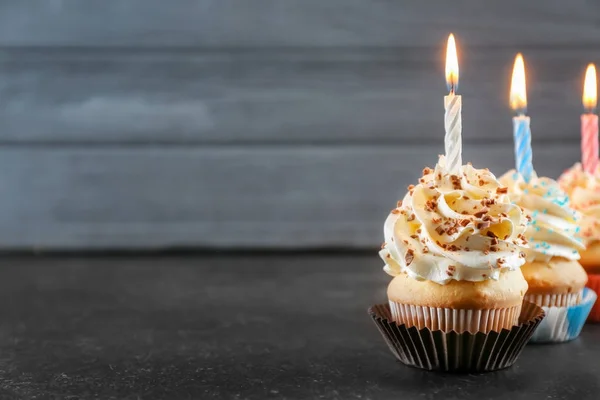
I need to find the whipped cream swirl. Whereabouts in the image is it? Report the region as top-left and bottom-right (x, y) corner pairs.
(559, 163), (600, 245)
(380, 157), (528, 284)
(500, 170), (584, 262)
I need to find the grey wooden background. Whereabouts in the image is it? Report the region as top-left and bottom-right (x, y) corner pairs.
(2, 1), (600, 250)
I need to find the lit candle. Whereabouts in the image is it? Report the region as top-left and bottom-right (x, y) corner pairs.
(581, 63), (598, 174)
(510, 53), (534, 182)
(444, 34), (462, 173)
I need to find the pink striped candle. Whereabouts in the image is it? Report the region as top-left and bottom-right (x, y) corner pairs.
(582, 64), (598, 174)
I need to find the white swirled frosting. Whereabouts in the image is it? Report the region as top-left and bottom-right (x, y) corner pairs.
(500, 170), (584, 262)
(558, 163), (600, 245)
(379, 156), (529, 284)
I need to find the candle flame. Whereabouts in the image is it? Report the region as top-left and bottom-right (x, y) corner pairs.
(583, 63), (597, 111)
(510, 53), (527, 113)
(445, 34), (459, 93)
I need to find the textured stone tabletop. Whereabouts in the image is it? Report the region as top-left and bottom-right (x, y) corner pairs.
(0, 254), (598, 399)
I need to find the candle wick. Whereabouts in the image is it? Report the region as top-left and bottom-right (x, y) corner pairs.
(447, 81), (456, 95)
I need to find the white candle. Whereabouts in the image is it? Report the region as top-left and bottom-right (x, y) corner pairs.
(444, 34), (462, 173)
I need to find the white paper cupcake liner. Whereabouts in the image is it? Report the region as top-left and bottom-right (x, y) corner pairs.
(524, 290), (582, 307)
(529, 287), (597, 343)
(389, 301), (521, 333)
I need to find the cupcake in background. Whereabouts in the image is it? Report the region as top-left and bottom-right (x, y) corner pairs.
(559, 163), (600, 271)
(380, 156), (530, 333)
(559, 162), (600, 322)
(500, 170), (596, 341)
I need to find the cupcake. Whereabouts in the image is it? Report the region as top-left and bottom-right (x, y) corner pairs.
(559, 162), (600, 322)
(370, 156), (544, 372)
(559, 163), (600, 272)
(500, 170), (596, 341)
(379, 156), (530, 333)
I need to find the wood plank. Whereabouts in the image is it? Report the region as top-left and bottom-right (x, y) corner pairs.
(0, 47), (597, 144)
(1, 1), (600, 47)
(0, 143), (582, 250)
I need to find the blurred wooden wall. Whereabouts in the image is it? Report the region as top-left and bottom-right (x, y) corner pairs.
(1, 1), (600, 249)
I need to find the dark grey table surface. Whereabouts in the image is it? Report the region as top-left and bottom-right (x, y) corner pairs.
(0, 254), (599, 400)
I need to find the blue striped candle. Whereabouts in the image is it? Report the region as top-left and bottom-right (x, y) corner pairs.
(513, 115), (533, 182)
(510, 54), (534, 182)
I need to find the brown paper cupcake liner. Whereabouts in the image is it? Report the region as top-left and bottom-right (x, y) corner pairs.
(389, 301), (521, 333)
(587, 274), (600, 322)
(368, 301), (545, 372)
(524, 290), (583, 307)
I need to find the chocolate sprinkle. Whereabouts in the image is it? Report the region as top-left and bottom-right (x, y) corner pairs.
(405, 249), (415, 266)
(450, 175), (462, 190)
(474, 208), (489, 218)
(425, 199), (438, 212)
(477, 221), (491, 230)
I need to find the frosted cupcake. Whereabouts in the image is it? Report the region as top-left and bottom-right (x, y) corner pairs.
(559, 162), (600, 322)
(559, 163), (600, 272)
(380, 156), (529, 333)
(500, 170), (596, 341)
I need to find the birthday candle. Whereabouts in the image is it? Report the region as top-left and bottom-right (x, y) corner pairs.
(581, 63), (598, 174)
(510, 54), (534, 182)
(444, 34), (462, 173)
